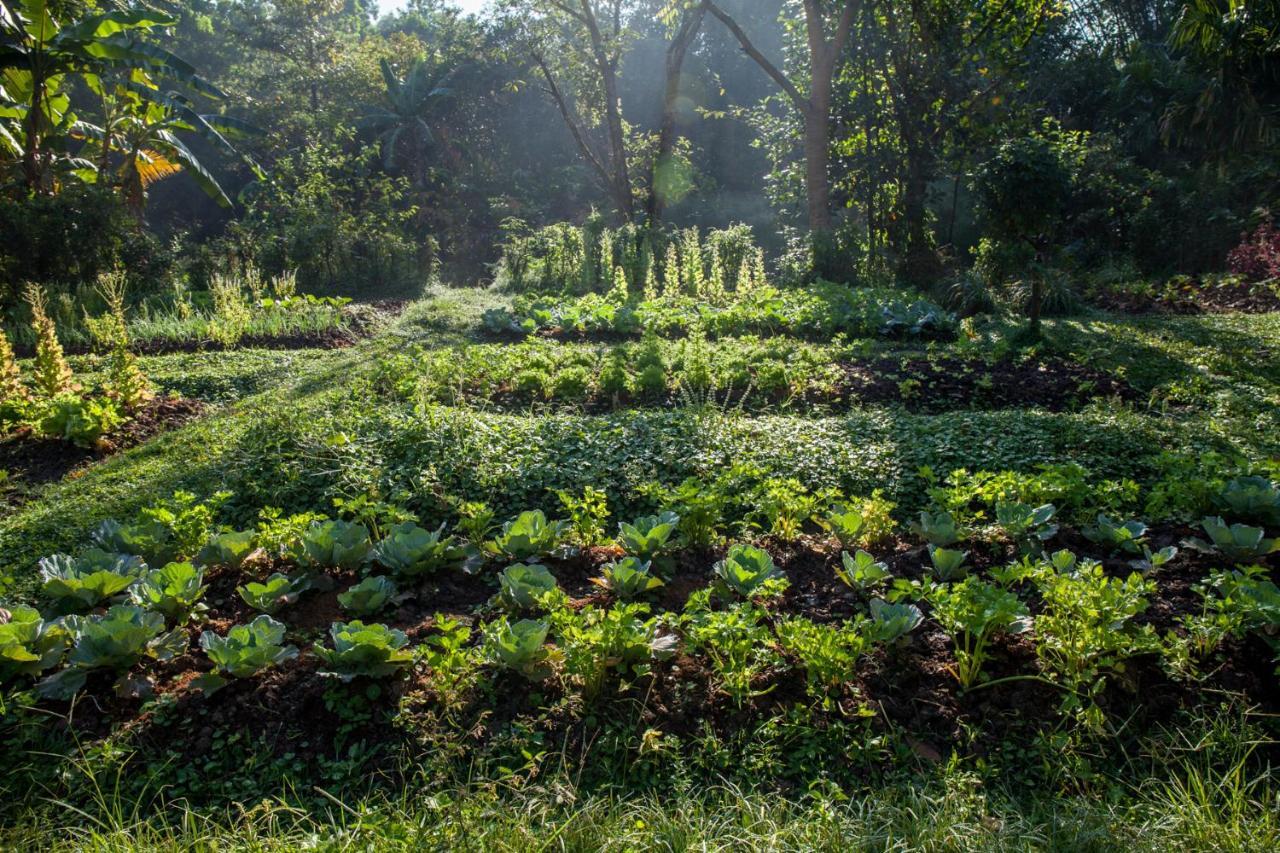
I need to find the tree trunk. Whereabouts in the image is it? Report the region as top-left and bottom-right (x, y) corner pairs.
(803, 105), (832, 233)
(647, 3), (706, 226)
(22, 75), (43, 191)
(579, 0), (634, 222)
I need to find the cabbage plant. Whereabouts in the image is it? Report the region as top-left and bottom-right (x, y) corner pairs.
(927, 545), (969, 581)
(713, 545), (786, 599)
(484, 510), (569, 563)
(337, 576), (398, 616)
(92, 518), (179, 567)
(483, 618), (555, 680)
(371, 522), (463, 576)
(1193, 517), (1279, 563)
(868, 598), (923, 644)
(497, 563), (560, 611)
(39, 549), (145, 613)
(617, 512), (680, 565)
(200, 615), (298, 679)
(129, 562), (207, 622)
(0, 606), (69, 683)
(37, 605), (187, 699)
(821, 505), (868, 549)
(1219, 476), (1280, 526)
(912, 510), (966, 547)
(238, 573), (310, 614)
(1083, 515), (1148, 555)
(836, 550), (892, 593)
(591, 557), (664, 600)
(314, 621), (415, 681)
(297, 520), (373, 570)
(196, 530), (257, 569)
(995, 502), (1058, 552)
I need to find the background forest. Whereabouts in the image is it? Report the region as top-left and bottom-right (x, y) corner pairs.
(2, 0), (1277, 309)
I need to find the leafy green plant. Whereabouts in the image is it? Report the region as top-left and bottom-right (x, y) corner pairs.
(39, 394), (123, 447)
(1033, 563), (1157, 729)
(995, 502), (1058, 552)
(1083, 514), (1149, 555)
(774, 616), (870, 705)
(617, 511), (680, 569)
(128, 562), (207, 622)
(682, 592), (780, 706)
(713, 545), (787, 599)
(912, 510), (966, 547)
(927, 545), (969, 581)
(297, 520), (373, 570)
(548, 601), (675, 699)
(371, 522), (464, 577)
(868, 598), (924, 644)
(94, 492), (230, 566)
(497, 563), (561, 611)
(928, 577), (1031, 688)
(483, 617), (556, 681)
(1218, 476), (1280, 526)
(0, 606), (69, 683)
(821, 505), (870, 549)
(337, 576), (398, 616)
(556, 486), (610, 547)
(421, 614), (477, 707)
(835, 550), (892, 594)
(591, 557), (664, 600)
(1191, 517), (1279, 563)
(200, 615), (298, 681)
(38, 549), (144, 613)
(313, 621), (415, 681)
(37, 605), (187, 700)
(1129, 545), (1179, 575)
(237, 573), (310, 614)
(196, 530), (257, 569)
(481, 510), (570, 565)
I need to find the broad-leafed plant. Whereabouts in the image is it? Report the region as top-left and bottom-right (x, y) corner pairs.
(200, 615), (298, 684)
(39, 549), (145, 613)
(928, 577), (1031, 688)
(296, 519), (373, 570)
(995, 502), (1058, 552)
(497, 563), (561, 612)
(129, 562), (207, 622)
(681, 591), (780, 706)
(196, 530), (257, 569)
(314, 621), (415, 681)
(868, 598), (924, 644)
(237, 572), (310, 614)
(616, 511), (680, 569)
(483, 617), (556, 681)
(1218, 476), (1280, 527)
(927, 545), (969, 581)
(1083, 514), (1149, 555)
(37, 605), (187, 699)
(912, 510), (967, 547)
(835, 549), (892, 594)
(821, 504), (869, 550)
(591, 556), (664, 600)
(337, 576), (398, 617)
(371, 522), (464, 577)
(482, 510), (570, 565)
(1191, 517), (1279, 563)
(713, 544), (787, 599)
(0, 606), (69, 683)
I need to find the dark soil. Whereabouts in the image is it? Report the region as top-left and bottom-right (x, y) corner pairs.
(0, 396), (206, 503)
(29, 522), (1280, 780)
(1094, 278), (1280, 315)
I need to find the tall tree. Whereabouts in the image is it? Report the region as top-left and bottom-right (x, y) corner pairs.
(705, 0), (860, 233)
(647, 0), (707, 224)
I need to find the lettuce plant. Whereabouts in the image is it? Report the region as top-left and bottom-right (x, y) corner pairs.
(713, 545), (786, 599)
(927, 545), (969, 581)
(995, 502), (1058, 552)
(196, 530), (257, 569)
(928, 577), (1031, 688)
(1218, 476), (1280, 526)
(616, 512), (680, 567)
(39, 549), (145, 613)
(371, 522), (463, 577)
(314, 621), (415, 681)
(836, 550), (892, 594)
(484, 510), (569, 563)
(0, 606), (69, 683)
(868, 598), (923, 644)
(591, 557), (664, 600)
(129, 562), (207, 622)
(37, 605), (187, 699)
(238, 572), (310, 614)
(337, 576), (398, 616)
(297, 520), (373, 570)
(1192, 517), (1279, 563)
(497, 563), (560, 611)
(912, 510), (966, 547)
(483, 618), (556, 681)
(1083, 514), (1149, 555)
(200, 615), (298, 679)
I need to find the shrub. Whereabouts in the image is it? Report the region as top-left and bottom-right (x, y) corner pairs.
(1226, 223), (1280, 282)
